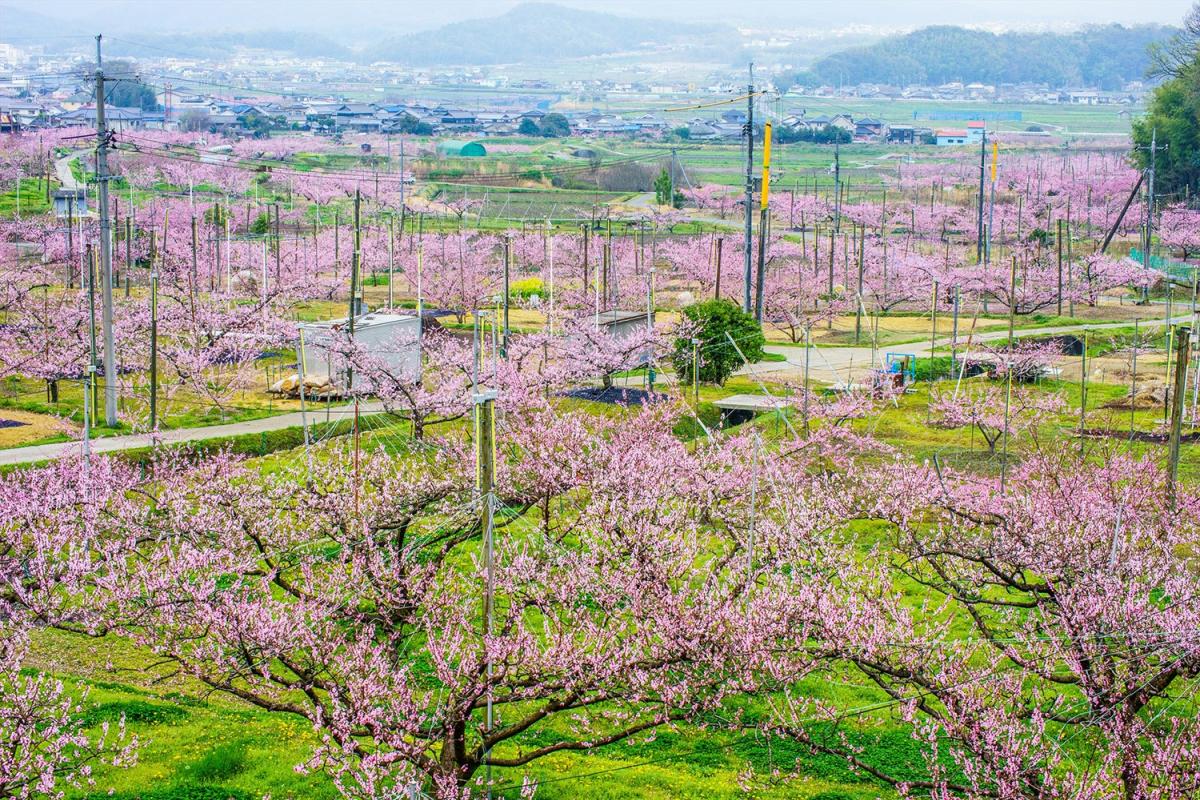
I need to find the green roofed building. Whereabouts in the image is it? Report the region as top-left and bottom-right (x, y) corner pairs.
(437, 140), (487, 157)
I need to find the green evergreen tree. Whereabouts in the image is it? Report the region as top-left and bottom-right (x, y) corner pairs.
(672, 300), (765, 385)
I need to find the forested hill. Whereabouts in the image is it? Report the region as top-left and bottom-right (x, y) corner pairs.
(795, 24), (1177, 89)
(367, 3), (725, 65)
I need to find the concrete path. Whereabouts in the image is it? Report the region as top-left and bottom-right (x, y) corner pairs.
(3, 314), (1193, 467)
(54, 151), (86, 191)
(743, 313), (1197, 385)
(0, 401), (385, 468)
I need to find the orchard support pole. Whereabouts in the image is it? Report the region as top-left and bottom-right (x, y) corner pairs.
(474, 390), (498, 799)
(1167, 325), (1192, 508)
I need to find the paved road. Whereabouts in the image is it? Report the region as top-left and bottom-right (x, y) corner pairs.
(55, 151), (86, 191)
(0, 401), (385, 468)
(3, 314), (1193, 467)
(743, 313), (1197, 385)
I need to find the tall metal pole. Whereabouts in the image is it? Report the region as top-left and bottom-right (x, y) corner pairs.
(833, 139), (841, 233)
(976, 129), (986, 264)
(502, 236), (511, 357)
(149, 263), (158, 429)
(349, 189), (361, 328)
(95, 35), (117, 427)
(474, 390), (498, 799)
(346, 189), (361, 390)
(1143, 128), (1157, 303)
(743, 62), (754, 313)
(754, 122), (772, 322)
(986, 138), (997, 265)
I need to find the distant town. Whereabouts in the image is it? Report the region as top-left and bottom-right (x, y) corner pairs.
(0, 38), (1144, 143)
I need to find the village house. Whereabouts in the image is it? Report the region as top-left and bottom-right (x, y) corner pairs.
(935, 128), (968, 146)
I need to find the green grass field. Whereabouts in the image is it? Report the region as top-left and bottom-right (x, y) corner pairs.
(16, 348), (1193, 799)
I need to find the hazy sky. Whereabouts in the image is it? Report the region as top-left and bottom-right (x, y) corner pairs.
(8, 0), (1196, 38)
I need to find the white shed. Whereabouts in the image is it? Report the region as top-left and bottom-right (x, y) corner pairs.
(595, 309), (653, 340)
(595, 309), (655, 366)
(297, 312), (421, 390)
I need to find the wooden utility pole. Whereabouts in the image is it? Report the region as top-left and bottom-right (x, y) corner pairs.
(1167, 325), (1192, 507)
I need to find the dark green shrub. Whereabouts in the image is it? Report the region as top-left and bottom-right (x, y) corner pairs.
(672, 300), (765, 386)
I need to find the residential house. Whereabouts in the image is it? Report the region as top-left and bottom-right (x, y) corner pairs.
(935, 129), (968, 146)
(57, 106), (143, 131)
(854, 118), (885, 139)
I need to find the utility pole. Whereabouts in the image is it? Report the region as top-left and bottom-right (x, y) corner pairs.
(1143, 127), (1161, 303)
(986, 138), (997, 265)
(347, 189), (361, 389)
(1057, 219), (1064, 317)
(754, 122), (772, 322)
(976, 129), (986, 264)
(94, 35), (117, 427)
(832, 138), (841, 233)
(1167, 325), (1192, 507)
(149, 253), (158, 430)
(65, 195), (74, 288)
(743, 62), (754, 314)
(502, 235), (511, 357)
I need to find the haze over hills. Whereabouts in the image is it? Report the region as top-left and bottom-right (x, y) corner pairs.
(795, 24), (1177, 89)
(0, 0), (1181, 89)
(365, 3), (728, 65)
(0, 4), (353, 60)
(0, 3), (86, 39)
(101, 32), (354, 62)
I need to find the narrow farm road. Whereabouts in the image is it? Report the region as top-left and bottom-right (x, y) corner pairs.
(54, 150), (86, 191)
(2, 315), (1192, 466)
(0, 401), (385, 467)
(747, 313), (1197, 384)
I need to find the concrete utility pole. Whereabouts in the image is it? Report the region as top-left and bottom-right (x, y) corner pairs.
(743, 62), (754, 314)
(754, 122), (772, 322)
(346, 189), (361, 389)
(349, 189), (361, 329)
(1143, 127), (1161, 304)
(976, 128), (986, 264)
(833, 138), (841, 233)
(502, 236), (511, 357)
(94, 35), (117, 426)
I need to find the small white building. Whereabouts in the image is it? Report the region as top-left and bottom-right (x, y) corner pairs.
(595, 309), (655, 366)
(297, 312), (421, 390)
